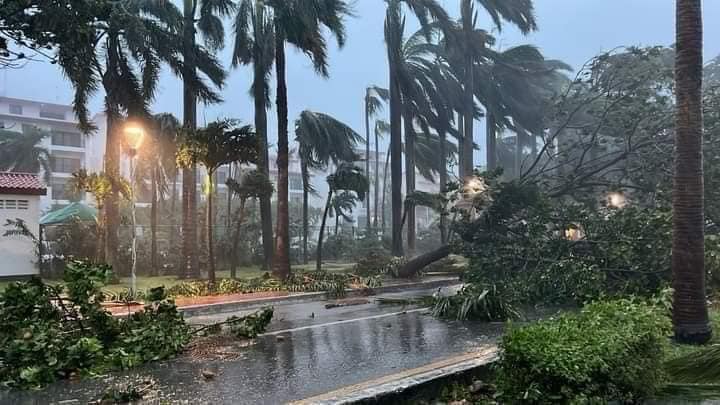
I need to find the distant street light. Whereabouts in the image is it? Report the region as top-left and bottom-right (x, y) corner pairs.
(123, 122), (145, 297)
(607, 192), (627, 209)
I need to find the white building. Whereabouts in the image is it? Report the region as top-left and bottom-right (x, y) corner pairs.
(0, 97), (105, 213)
(0, 172), (46, 278)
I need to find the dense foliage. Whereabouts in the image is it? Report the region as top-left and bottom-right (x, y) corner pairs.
(0, 261), (275, 390)
(497, 298), (671, 403)
(452, 175), (720, 308)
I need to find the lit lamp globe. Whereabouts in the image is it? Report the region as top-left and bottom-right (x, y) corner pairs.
(607, 192), (626, 209)
(124, 124), (145, 156)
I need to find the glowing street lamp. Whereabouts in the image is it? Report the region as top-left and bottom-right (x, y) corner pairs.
(123, 122), (145, 297)
(607, 192), (626, 209)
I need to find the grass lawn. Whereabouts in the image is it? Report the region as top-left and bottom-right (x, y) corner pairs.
(0, 262), (356, 293)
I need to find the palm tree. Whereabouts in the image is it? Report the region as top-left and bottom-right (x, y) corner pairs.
(673, 0), (711, 344)
(295, 110), (362, 264)
(374, 119), (390, 228)
(331, 192), (358, 235)
(383, 0), (452, 257)
(232, 0), (276, 270)
(58, 1), (191, 272)
(266, 0), (352, 279)
(225, 170), (274, 278)
(180, 0), (232, 278)
(0, 127), (51, 180)
(364, 86), (390, 231)
(443, 0), (537, 178)
(178, 120), (257, 285)
(145, 113), (180, 275)
(317, 163), (368, 271)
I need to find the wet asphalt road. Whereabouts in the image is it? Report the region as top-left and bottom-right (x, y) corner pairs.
(0, 287), (504, 405)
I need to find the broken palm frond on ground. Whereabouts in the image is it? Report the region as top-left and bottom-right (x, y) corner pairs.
(377, 284), (521, 321)
(665, 344), (720, 383)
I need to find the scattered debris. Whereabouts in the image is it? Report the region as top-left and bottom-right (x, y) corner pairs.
(186, 335), (254, 362)
(95, 377), (158, 404)
(276, 335), (286, 342)
(201, 369), (216, 380)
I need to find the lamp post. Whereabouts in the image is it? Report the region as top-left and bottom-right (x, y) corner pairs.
(124, 123), (145, 296)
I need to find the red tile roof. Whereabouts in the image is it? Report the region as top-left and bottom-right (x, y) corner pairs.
(0, 172), (47, 195)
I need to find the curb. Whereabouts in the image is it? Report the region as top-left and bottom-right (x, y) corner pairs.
(290, 346), (499, 405)
(179, 277), (460, 318)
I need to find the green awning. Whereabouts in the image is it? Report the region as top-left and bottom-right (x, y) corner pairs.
(40, 202), (98, 225)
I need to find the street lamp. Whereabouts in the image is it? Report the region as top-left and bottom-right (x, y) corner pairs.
(607, 192), (626, 209)
(123, 122), (145, 296)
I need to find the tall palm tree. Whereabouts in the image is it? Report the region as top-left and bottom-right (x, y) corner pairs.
(232, 0), (276, 270)
(59, 1), (189, 272)
(374, 119), (390, 228)
(295, 110), (362, 264)
(331, 192), (358, 235)
(384, 0), (452, 257)
(146, 113), (180, 275)
(0, 127), (51, 180)
(180, 0), (232, 278)
(178, 120), (257, 284)
(364, 86), (390, 231)
(445, 0), (537, 178)
(317, 163), (368, 271)
(266, 0), (352, 279)
(673, 0), (711, 344)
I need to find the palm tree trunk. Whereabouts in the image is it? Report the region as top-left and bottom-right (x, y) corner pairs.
(254, 51), (274, 271)
(515, 131), (523, 179)
(462, 58), (474, 179)
(226, 164), (233, 229)
(104, 105), (120, 273)
(365, 96), (371, 231)
(673, 0), (711, 344)
(457, 114), (464, 179)
(390, 65), (404, 257)
(374, 124), (380, 230)
(151, 165), (158, 276)
(230, 198), (247, 279)
(301, 159), (310, 264)
(182, 0), (199, 279)
(207, 172), (216, 285)
(316, 191), (333, 271)
(335, 214), (339, 236)
(169, 168), (177, 255)
(439, 127), (448, 244)
(403, 109), (416, 256)
(486, 112), (497, 170)
(273, 32), (291, 279)
(381, 142), (391, 237)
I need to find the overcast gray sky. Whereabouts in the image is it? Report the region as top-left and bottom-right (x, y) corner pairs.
(2, 0), (719, 166)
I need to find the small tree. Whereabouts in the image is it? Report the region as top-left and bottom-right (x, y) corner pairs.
(225, 171), (273, 278)
(317, 164), (369, 271)
(177, 120), (257, 284)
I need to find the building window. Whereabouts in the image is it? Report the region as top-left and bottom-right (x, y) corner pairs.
(216, 169), (228, 185)
(51, 131), (83, 147)
(289, 173), (303, 191)
(39, 110), (66, 120)
(9, 104), (23, 115)
(51, 156), (81, 173)
(51, 179), (69, 200)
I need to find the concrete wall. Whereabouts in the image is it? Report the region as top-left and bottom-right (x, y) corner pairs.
(0, 193), (40, 277)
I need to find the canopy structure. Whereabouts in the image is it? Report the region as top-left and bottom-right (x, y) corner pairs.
(40, 202), (98, 225)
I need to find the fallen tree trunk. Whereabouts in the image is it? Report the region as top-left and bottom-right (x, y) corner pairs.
(397, 245), (451, 278)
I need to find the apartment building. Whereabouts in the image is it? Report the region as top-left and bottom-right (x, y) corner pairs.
(0, 97), (105, 213)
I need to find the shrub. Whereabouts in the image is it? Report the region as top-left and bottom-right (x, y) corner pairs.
(432, 283), (520, 321)
(497, 298), (671, 403)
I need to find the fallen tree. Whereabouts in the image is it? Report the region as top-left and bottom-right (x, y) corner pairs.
(397, 245), (451, 278)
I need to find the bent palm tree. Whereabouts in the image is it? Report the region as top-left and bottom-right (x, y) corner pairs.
(317, 164), (369, 271)
(673, 0), (711, 344)
(232, 0), (276, 270)
(266, 0), (352, 278)
(178, 120), (257, 284)
(295, 110), (362, 264)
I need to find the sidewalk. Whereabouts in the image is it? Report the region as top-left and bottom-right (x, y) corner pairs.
(105, 276), (460, 317)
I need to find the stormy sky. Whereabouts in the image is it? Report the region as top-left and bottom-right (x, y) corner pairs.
(2, 0), (719, 167)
